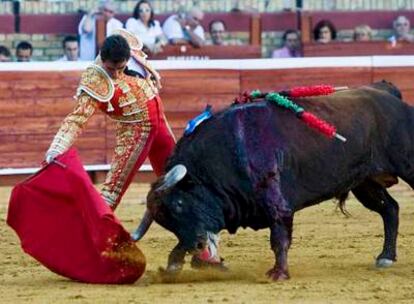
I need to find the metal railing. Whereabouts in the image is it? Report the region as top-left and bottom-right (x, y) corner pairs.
(303, 0), (414, 10)
(1, 0), (413, 15)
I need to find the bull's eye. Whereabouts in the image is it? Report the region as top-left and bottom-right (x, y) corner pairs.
(175, 199), (183, 213)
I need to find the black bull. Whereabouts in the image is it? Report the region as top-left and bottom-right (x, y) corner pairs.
(134, 81), (412, 280)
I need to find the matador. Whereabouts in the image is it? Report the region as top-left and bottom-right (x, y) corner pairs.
(45, 29), (223, 268)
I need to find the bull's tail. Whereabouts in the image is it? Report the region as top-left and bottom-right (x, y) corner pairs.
(335, 192), (351, 217)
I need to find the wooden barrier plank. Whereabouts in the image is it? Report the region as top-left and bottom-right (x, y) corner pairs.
(162, 77), (240, 95)
(0, 97), (79, 117)
(161, 93), (235, 112)
(13, 87), (75, 98)
(0, 71), (81, 81)
(163, 112), (199, 129)
(0, 133), (105, 153)
(0, 116), (106, 135)
(0, 89), (13, 99)
(11, 79), (76, 90)
(160, 69), (239, 79)
(0, 97), (36, 117)
(34, 97), (79, 117)
(0, 149), (105, 168)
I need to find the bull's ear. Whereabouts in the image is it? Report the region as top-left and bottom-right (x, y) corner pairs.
(155, 164), (187, 193)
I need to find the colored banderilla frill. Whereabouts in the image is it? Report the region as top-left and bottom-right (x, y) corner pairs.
(184, 105), (213, 135)
(235, 85), (349, 104)
(255, 90), (347, 142)
(281, 84), (348, 98)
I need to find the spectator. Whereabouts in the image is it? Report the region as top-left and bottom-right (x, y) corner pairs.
(162, 7), (205, 48)
(209, 20), (226, 46)
(78, 0), (123, 61)
(353, 25), (373, 42)
(16, 41), (33, 62)
(272, 29), (302, 58)
(126, 0), (166, 54)
(0, 45), (12, 62)
(313, 20), (337, 44)
(389, 16), (414, 43)
(58, 36), (80, 61)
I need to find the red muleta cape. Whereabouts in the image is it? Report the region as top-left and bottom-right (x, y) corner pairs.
(7, 148), (146, 284)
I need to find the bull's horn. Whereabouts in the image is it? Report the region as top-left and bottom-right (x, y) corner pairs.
(131, 210), (153, 241)
(155, 164), (187, 193)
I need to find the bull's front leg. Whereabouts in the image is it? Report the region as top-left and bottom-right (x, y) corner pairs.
(267, 217), (293, 281)
(164, 242), (186, 273)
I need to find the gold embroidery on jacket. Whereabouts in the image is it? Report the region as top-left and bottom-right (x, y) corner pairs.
(77, 65), (114, 102)
(118, 92), (137, 107)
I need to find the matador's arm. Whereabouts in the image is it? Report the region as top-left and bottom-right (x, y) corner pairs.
(45, 93), (97, 160)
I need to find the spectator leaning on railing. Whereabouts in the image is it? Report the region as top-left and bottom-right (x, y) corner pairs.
(126, 0), (167, 54)
(57, 36), (80, 61)
(16, 41), (33, 62)
(0, 45), (11, 62)
(272, 29), (302, 58)
(78, 0), (123, 61)
(208, 20), (226, 46)
(389, 15), (414, 44)
(162, 7), (205, 48)
(353, 25), (373, 42)
(313, 19), (337, 44)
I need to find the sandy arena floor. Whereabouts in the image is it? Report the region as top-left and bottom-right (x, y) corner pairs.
(1, 182), (414, 304)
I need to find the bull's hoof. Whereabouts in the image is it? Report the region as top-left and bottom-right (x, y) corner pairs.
(266, 268), (290, 281)
(190, 256), (228, 272)
(376, 258), (394, 268)
(159, 263), (183, 275)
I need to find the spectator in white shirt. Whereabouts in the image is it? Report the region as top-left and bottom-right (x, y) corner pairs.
(162, 7), (205, 48)
(78, 0), (123, 61)
(57, 36), (80, 61)
(126, 0), (167, 54)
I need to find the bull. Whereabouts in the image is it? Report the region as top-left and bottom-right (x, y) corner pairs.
(133, 81), (410, 280)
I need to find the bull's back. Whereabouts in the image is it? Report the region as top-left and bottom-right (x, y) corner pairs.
(276, 87), (408, 207)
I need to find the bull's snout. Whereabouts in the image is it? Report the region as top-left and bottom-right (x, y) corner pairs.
(187, 234), (208, 255)
(197, 240), (206, 250)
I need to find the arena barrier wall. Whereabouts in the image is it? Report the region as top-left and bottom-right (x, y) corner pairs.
(1, 56), (414, 184)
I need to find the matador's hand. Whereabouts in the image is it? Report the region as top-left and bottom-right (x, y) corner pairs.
(45, 150), (60, 164)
